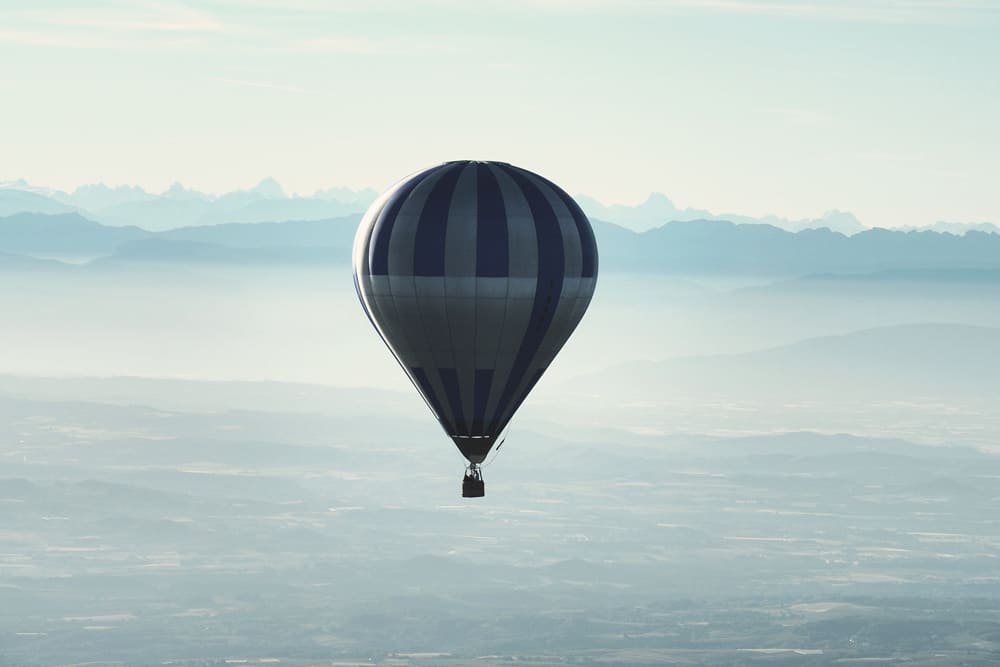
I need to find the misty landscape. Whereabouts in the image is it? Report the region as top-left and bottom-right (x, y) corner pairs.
(1, 179), (999, 666)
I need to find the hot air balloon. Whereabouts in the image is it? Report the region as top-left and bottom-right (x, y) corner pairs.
(352, 161), (598, 497)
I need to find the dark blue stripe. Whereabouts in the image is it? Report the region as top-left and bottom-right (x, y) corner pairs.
(476, 164), (509, 277)
(411, 366), (451, 432)
(472, 368), (494, 434)
(487, 165), (565, 433)
(369, 166), (441, 275)
(438, 368), (467, 436)
(511, 367), (546, 423)
(492, 367), (547, 438)
(534, 174), (598, 278)
(412, 162), (466, 277)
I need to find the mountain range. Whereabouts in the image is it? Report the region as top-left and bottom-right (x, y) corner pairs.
(0, 178), (378, 232)
(0, 212), (361, 267)
(3, 211), (1000, 276)
(574, 192), (869, 235)
(591, 220), (1000, 274)
(3, 178), (996, 237)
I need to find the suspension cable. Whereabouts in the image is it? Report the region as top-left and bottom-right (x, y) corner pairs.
(483, 426), (510, 468)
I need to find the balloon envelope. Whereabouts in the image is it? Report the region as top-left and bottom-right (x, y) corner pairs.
(353, 161), (598, 463)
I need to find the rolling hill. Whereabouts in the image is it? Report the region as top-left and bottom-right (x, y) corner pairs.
(566, 323), (1000, 401)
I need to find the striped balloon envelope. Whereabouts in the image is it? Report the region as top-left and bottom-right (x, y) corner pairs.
(352, 160), (598, 496)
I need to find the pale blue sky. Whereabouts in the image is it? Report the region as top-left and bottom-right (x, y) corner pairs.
(2, 0), (998, 227)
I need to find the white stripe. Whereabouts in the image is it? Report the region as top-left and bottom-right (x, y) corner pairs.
(443, 165), (478, 432)
(386, 167), (450, 276)
(483, 294), (534, 430)
(525, 171), (584, 280)
(384, 167), (457, 432)
(488, 164), (537, 279)
(479, 166), (538, 430)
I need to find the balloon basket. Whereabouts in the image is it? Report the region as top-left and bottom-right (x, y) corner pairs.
(462, 465), (485, 498)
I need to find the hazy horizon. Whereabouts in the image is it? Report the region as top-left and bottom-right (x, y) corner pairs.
(3, 1), (999, 227)
(5, 174), (998, 233)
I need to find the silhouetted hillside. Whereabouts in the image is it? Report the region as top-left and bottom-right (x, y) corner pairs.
(0, 212), (359, 264)
(593, 219), (1000, 275)
(796, 268), (1000, 285)
(4, 212), (1000, 274)
(569, 323), (1000, 400)
(581, 193), (867, 234)
(0, 251), (70, 271)
(0, 188), (78, 216)
(160, 215), (359, 250)
(0, 212), (148, 255)
(99, 239), (344, 264)
(741, 269), (1000, 298)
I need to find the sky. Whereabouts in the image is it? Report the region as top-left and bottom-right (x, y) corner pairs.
(1, 0), (998, 227)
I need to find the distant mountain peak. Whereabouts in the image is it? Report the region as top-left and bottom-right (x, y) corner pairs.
(905, 220), (1000, 235)
(162, 182), (211, 201)
(0, 178), (59, 197)
(312, 185), (379, 204)
(644, 191), (676, 208)
(73, 182), (148, 195)
(73, 182), (112, 195)
(796, 209), (866, 234)
(577, 190), (868, 235)
(250, 177), (287, 199)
